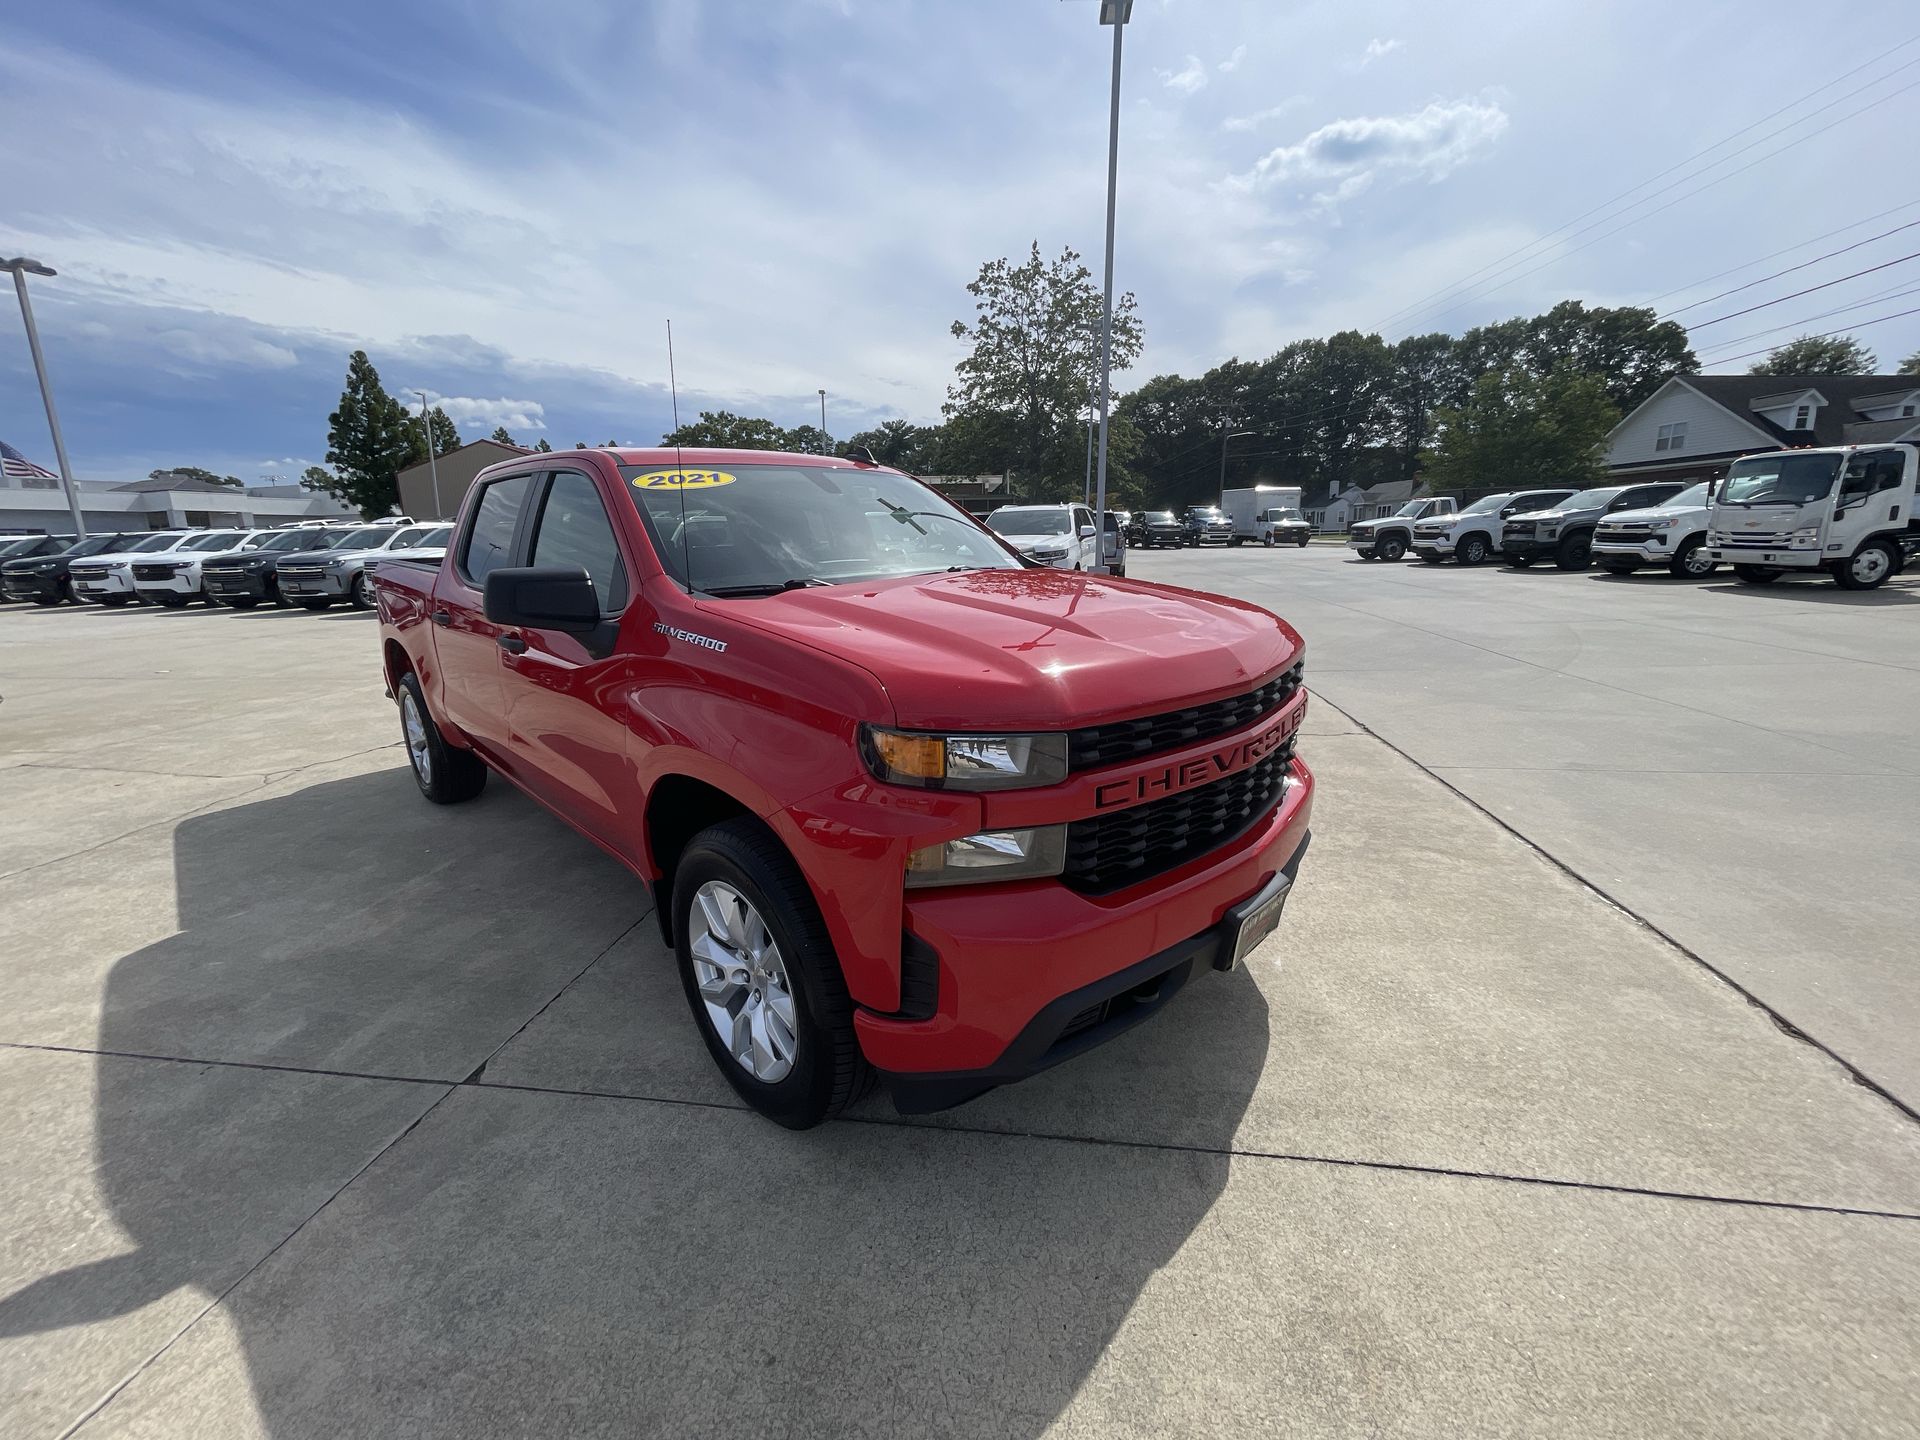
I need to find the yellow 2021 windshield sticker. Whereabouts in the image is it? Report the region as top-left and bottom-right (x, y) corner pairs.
(630, 469), (736, 491)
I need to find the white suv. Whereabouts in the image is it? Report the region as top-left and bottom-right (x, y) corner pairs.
(1593, 482), (1718, 578)
(67, 531), (196, 605)
(1411, 489), (1576, 566)
(131, 530), (269, 606)
(984, 504), (1101, 571)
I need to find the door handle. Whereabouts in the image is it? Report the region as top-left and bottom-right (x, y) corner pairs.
(496, 634), (527, 654)
(431, 610), (452, 627)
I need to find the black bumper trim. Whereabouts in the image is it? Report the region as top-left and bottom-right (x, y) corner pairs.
(880, 829), (1310, 1115)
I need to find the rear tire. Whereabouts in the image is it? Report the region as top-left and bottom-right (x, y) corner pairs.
(1734, 566), (1782, 586)
(1834, 541), (1897, 591)
(398, 671), (487, 804)
(672, 819), (873, 1129)
(1262, 533), (1274, 548)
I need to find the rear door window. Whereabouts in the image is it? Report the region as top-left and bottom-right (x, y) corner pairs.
(460, 474), (533, 586)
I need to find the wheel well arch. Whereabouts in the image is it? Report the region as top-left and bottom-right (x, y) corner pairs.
(382, 638), (414, 695)
(645, 774), (769, 945)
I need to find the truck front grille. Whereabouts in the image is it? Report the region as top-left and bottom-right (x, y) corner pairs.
(1061, 747), (1292, 895)
(1067, 663), (1302, 771)
(132, 564), (178, 580)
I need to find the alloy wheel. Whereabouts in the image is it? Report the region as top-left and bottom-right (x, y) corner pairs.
(402, 690), (432, 786)
(687, 880), (799, 1083)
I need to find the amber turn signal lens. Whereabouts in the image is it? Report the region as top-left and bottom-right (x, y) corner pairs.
(870, 730), (946, 781)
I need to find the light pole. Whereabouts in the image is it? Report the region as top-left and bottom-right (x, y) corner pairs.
(412, 390), (443, 519)
(3, 258), (87, 538)
(1090, 0), (1131, 572)
(818, 389), (827, 451)
(1219, 430), (1254, 495)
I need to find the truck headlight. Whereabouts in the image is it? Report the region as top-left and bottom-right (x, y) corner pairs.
(1789, 527), (1821, 549)
(905, 825), (1067, 888)
(863, 728), (1069, 791)
(1645, 517), (1680, 529)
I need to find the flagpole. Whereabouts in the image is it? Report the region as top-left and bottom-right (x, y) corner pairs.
(5, 259), (87, 538)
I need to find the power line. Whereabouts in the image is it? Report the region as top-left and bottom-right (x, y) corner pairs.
(1683, 250), (1920, 330)
(1372, 36), (1920, 332)
(1394, 72), (1920, 339)
(1656, 217), (1920, 320)
(1642, 200), (1920, 306)
(1688, 279), (1920, 358)
(1691, 304), (1920, 369)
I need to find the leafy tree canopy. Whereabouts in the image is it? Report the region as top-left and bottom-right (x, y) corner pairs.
(1750, 334), (1877, 376)
(533, 438), (553, 452)
(149, 466), (242, 489)
(321, 349), (415, 518)
(1424, 367), (1619, 498)
(490, 425), (515, 445)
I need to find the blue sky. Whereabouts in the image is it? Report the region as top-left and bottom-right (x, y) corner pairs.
(4, 0), (1919, 483)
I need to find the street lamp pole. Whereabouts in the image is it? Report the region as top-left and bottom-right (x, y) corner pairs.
(818, 389), (827, 450)
(1091, 0), (1131, 573)
(413, 391), (443, 519)
(1219, 430), (1255, 495)
(3, 258), (87, 538)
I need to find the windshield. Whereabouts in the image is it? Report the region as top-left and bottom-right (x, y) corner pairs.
(622, 462), (1022, 594)
(185, 532), (245, 551)
(1666, 483), (1710, 509)
(64, 534), (126, 558)
(1394, 501), (1425, 517)
(0, 537), (45, 557)
(325, 527), (388, 549)
(129, 533), (184, 553)
(1188, 508), (1224, 520)
(1721, 453), (1841, 505)
(988, 509), (1070, 536)
(1144, 511), (1175, 524)
(1458, 494), (1510, 515)
(1553, 489), (1620, 512)
(257, 529), (316, 552)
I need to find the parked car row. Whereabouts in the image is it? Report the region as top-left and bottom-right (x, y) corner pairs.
(1351, 442), (1920, 591)
(0, 518), (452, 610)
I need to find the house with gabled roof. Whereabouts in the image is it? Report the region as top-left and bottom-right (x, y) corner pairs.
(1605, 373), (1920, 486)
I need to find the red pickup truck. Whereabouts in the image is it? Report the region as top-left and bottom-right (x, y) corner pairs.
(372, 448), (1313, 1127)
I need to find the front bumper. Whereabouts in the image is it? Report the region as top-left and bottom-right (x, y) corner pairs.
(2, 572), (58, 600)
(1345, 533), (1376, 550)
(858, 755), (1314, 1107)
(1411, 534), (1454, 555)
(278, 570), (350, 598)
(204, 568), (273, 600)
(1592, 535), (1672, 563)
(70, 571), (134, 599)
(1501, 534), (1558, 559)
(1703, 545), (1823, 569)
(132, 572), (199, 597)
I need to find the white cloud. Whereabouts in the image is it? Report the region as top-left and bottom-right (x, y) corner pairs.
(1223, 98), (1308, 133)
(1348, 37), (1403, 71)
(1233, 98), (1510, 211)
(421, 395), (549, 433)
(1218, 45), (1246, 73)
(150, 326), (298, 372)
(1156, 55), (1208, 96)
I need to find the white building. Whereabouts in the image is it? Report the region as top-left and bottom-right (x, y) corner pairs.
(0, 472), (355, 537)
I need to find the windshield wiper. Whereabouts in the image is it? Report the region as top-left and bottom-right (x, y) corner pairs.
(700, 578), (831, 598)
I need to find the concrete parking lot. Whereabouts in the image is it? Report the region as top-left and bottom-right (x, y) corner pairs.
(3, 563), (1918, 1438)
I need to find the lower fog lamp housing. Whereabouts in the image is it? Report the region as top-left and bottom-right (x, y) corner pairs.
(905, 825), (1068, 889)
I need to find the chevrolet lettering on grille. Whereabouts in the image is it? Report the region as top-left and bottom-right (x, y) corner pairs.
(1093, 694), (1305, 810)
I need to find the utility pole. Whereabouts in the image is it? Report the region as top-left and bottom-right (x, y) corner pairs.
(818, 389), (827, 451)
(413, 391), (443, 519)
(4, 258), (87, 537)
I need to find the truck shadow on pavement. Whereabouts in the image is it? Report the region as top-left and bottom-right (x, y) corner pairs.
(1, 766), (1269, 1437)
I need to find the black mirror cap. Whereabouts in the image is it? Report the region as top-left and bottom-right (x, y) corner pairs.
(484, 565), (600, 633)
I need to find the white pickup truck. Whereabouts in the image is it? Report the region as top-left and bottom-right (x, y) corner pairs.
(1409, 489), (1573, 566)
(1348, 497), (1459, 561)
(1704, 443), (1920, 590)
(1592, 482), (1717, 578)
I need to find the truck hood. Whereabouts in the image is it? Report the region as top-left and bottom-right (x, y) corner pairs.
(1713, 500), (1827, 530)
(1604, 502), (1707, 525)
(707, 568), (1300, 731)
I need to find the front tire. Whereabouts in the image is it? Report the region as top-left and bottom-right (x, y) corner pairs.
(1734, 566), (1782, 585)
(1555, 532), (1593, 571)
(673, 819), (871, 1129)
(1376, 533), (1407, 562)
(1262, 533), (1274, 548)
(1834, 541), (1898, 591)
(397, 671), (487, 804)
(1457, 534), (1491, 567)
(1670, 537), (1715, 579)
(351, 572), (377, 609)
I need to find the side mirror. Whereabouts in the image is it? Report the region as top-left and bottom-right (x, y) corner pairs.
(1078, 525), (1096, 539)
(484, 565), (599, 633)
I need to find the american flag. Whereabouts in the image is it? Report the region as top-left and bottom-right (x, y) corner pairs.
(1, 439), (60, 483)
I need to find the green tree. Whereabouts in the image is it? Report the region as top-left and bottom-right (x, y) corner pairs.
(321, 350), (415, 518)
(1425, 367), (1618, 497)
(490, 425), (516, 445)
(841, 419), (930, 469)
(533, 438), (553, 452)
(660, 410), (789, 448)
(298, 465), (336, 493)
(1750, 334), (1877, 376)
(945, 242), (1143, 491)
(148, 466), (242, 489)
(1380, 333), (1462, 484)
(781, 424), (833, 456)
(1899, 349), (1920, 377)
(421, 408), (460, 458)
(1522, 301), (1695, 410)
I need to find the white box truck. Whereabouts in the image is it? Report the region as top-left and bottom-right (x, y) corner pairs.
(1703, 443), (1919, 590)
(1221, 486), (1309, 547)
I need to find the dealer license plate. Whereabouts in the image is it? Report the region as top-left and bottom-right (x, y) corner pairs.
(1222, 871), (1293, 970)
